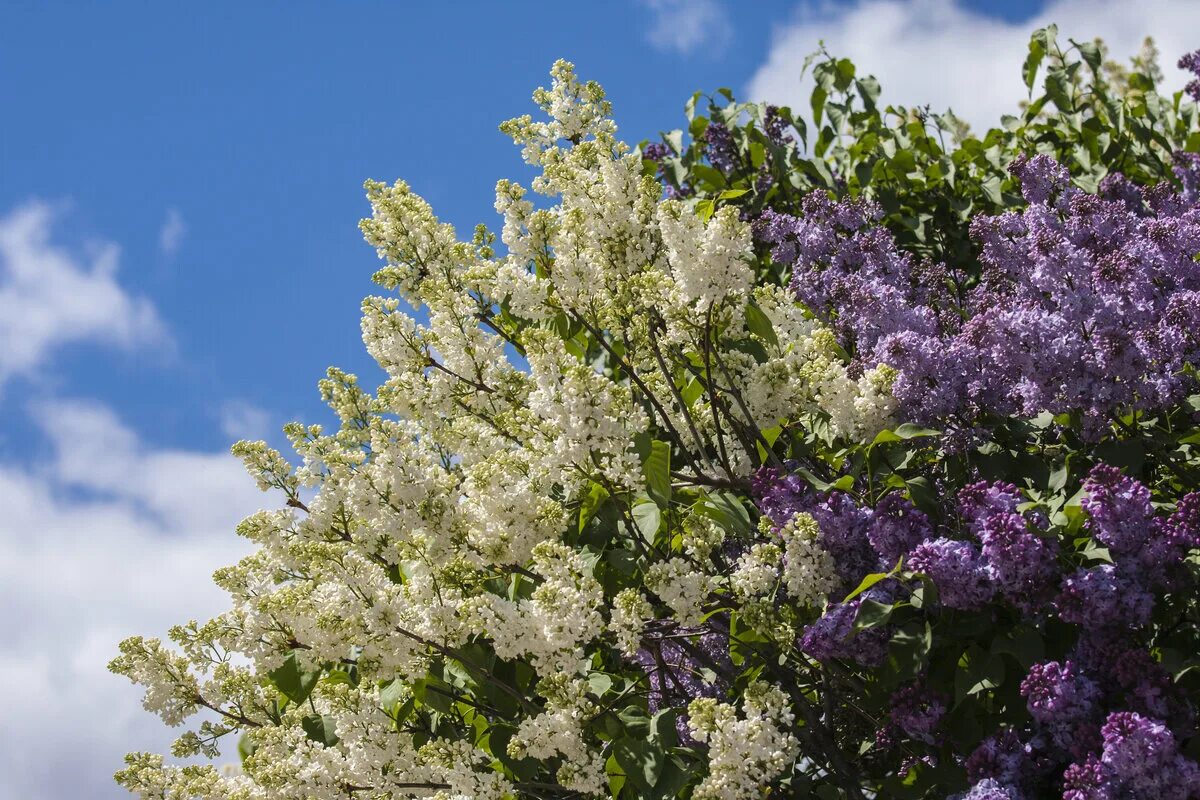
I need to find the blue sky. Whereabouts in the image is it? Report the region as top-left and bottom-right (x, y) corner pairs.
(0, 0), (1045, 459)
(2, 1), (1195, 798)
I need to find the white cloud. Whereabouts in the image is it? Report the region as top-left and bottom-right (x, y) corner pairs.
(0, 202), (170, 389)
(0, 399), (265, 798)
(747, 0), (1200, 135)
(159, 207), (186, 256)
(640, 0), (731, 55)
(219, 399), (274, 442)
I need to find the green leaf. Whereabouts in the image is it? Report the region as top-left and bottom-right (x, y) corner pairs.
(871, 423), (940, 446)
(718, 188), (749, 200)
(613, 736), (665, 793)
(379, 678), (408, 714)
(853, 598), (895, 630)
(642, 439), (672, 507)
(1023, 25), (1057, 92)
(301, 713), (340, 747)
(1073, 38), (1102, 71)
(981, 175), (1004, 206)
(992, 628), (1044, 669)
(695, 492), (751, 536)
(1046, 67), (1074, 111)
(843, 566), (896, 604)
(745, 300), (778, 346)
(856, 75), (881, 111)
(267, 650), (321, 705)
(579, 481), (610, 533)
(237, 732), (258, 764)
(632, 501), (662, 544)
(956, 645), (1006, 704)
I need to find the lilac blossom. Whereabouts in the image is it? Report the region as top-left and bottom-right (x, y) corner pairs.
(906, 537), (992, 609)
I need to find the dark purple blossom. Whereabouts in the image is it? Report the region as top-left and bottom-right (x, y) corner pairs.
(1093, 711), (1200, 798)
(868, 493), (932, 567)
(952, 778), (1024, 800)
(1179, 49), (1200, 102)
(799, 600), (889, 666)
(703, 122), (737, 173)
(977, 511), (1057, 611)
(1021, 660), (1100, 728)
(907, 537), (993, 609)
(1056, 565), (1154, 628)
(641, 142), (670, 162)
(887, 683), (946, 744)
(757, 156), (1200, 428)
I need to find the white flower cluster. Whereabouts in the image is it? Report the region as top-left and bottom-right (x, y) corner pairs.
(462, 541), (605, 672)
(778, 512), (839, 607)
(646, 558), (713, 627)
(108, 59), (897, 800)
(510, 675), (607, 796)
(687, 682), (800, 800)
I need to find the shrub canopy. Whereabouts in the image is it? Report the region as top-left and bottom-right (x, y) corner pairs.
(112, 27), (1200, 800)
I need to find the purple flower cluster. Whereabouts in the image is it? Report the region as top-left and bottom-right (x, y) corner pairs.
(755, 155), (1200, 429)
(756, 462), (1200, 796)
(1059, 712), (1200, 799)
(631, 621), (731, 742)
(1180, 49), (1200, 103)
(641, 141), (670, 162)
(703, 121), (737, 174)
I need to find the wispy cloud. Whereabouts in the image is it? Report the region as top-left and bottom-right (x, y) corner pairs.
(0, 398), (263, 798)
(219, 399), (274, 442)
(0, 202), (170, 389)
(747, 0), (1200, 135)
(639, 0), (731, 56)
(158, 207), (186, 256)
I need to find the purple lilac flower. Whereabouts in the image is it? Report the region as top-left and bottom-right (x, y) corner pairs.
(641, 141), (670, 162)
(1056, 565), (1154, 628)
(966, 730), (1030, 787)
(799, 600), (889, 666)
(632, 622), (730, 742)
(1021, 660), (1102, 759)
(868, 493), (932, 567)
(907, 537), (993, 609)
(758, 155), (1200, 428)
(763, 104), (792, 146)
(887, 683), (946, 744)
(1095, 711), (1200, 798)
(1061, 755), (1112, 800)
(1021, 661), (1100, 726)
(806, 491), (877, 583)
(951, 779), (1024, 800)
(1179, 49), (1200, 102)
(704, 122), (737, 173)
(1081, 465), (1197, 585)
(977, 511), (1057, 611)
(958, 482), (1022, 532)
(1081, 465), (1155, 558)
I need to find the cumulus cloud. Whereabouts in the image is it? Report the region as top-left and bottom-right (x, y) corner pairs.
(746, 0), (1200, 134)
(640, 0), (732, 55)
(159, 207), (187, 256)
(0, 202), (170, 389)
(0, 399), (264, 798)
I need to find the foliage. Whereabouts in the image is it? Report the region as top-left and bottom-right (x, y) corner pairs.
(110, 28), (1200, 800)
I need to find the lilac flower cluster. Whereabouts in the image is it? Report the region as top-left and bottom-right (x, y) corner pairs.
(1181, 49), (1200, 103)
(703, 121), (737, 174)
(631, 621), (731, 742)
(756, 462), (1200, 797)
(755, 155), (1200, 429)
(1060, 713), (1200, 799)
